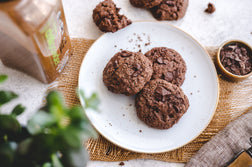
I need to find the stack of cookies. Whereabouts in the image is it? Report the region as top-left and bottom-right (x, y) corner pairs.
(103, 47), (189, 130)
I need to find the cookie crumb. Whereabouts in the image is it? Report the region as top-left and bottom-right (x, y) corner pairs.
(139, 49), (142, 52)
(205, 3), (215, 14)
(109, 123), (112, 126)
(114, 45), (117, 48)
(193, 75), (197, 78)
(119, 162), (125, 166)
(120, 49), (123, 51)
(139, 130), (142, 133)
(145, 36), (151, 46)
(106, 146), (112, 155)
(137, 36), (143, 42)
(197, 90), (200, 93)
(123, 114), (125, 117)
(129, 39), (133, 43)
(138, 44), (141, 48)
(145, 42), (150, 46)
(190, 93), (193, 95)
(129, 104), (132, 106)
(133, 33), (136, 35)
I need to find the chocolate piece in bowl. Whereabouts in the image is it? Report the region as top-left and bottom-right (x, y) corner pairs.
(135, 79), (189, 129)
(103, 50), (153, 96)
(93, 0), (132, 33)
(220, 42), (252, 76)
(130, 0), (162, 8)
(150, 0), (189, 20)
(145, 47), (187, 86)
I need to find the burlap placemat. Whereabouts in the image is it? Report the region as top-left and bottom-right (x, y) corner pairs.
(48, 38), (252, 162)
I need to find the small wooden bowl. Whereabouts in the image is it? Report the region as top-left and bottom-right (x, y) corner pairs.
(217, 40), (252, 81)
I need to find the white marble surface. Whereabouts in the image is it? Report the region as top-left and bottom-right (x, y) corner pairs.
(0, 0), (252, 166)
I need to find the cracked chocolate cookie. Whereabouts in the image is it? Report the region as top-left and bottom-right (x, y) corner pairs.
(135, 79), (189, 129)
(145, 47), (186, 86)
(150, 0), (189, 20)
(103, 50), (153, 96)
(93, 0), (132, 33)
(130, 0), (162, 8)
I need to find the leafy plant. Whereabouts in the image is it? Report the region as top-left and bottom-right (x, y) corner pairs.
(0, 74), (99, 167)
(0, 74), (8, 84)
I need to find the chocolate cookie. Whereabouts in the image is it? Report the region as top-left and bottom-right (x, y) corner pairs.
(150, 0), (189, 20)
(130, 0), (162, 8)
(145, 47), (186, 86)
(135, 79), (189, 129)
(93, 0), (132, 33)
(103, 50), (153, 96)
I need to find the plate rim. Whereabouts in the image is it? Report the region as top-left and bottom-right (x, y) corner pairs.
(78, 20), (220, 153)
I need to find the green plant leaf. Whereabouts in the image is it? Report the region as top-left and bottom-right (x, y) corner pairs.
(61, 126), (82, 149)
(78, 90), (100, 110)
(42, 162), (53, 167)
(0, 91), (18, 106)
(85, 93), (100, 110)
(46, 91), (64, 109)
(11, 104), (25, 117)
(61, 147), (89, 167)
(51, 153), (63, 167)
(0, 142), (18, 167)
(67, 106), (86, 122)
(0, 115), (21, 138)
(0, 75), (8, 84)
(16, 138), (33, 156)
(77, 89), (85, 99)
(27, 111), (56, 135)
(18, 135), (58, 162)
(81, 122), (98, 139)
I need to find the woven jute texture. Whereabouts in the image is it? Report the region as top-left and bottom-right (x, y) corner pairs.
(48, 38), (252, 162)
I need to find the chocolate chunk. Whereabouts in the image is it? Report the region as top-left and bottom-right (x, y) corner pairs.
(228, 45), (237, 50)
(157, 57), (164, 64)
(133, 63), (141, 70)
(155, 86), (171, 96)
(167, 1), (175, 7)
(164, 72), (173, 81)
(155, 86), (171, 102)
(113, 60), (119, 68)
(204, 3), (215, 14)
(121, 51), (132, 57)
(234, 55), (241, 62)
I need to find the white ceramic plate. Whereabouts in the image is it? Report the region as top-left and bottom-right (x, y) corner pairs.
(78, 22), (219, 153)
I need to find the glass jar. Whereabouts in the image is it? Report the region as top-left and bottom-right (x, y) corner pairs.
(0, 0), (71, 83)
